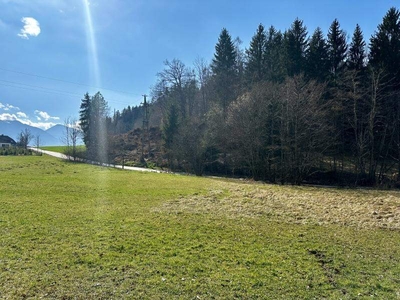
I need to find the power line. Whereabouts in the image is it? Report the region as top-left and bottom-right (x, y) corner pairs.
(0, 67), (143, 97)
(0, 80), (140, 106)
(0, 79), (82, 97)
(0, 82), (80, 98)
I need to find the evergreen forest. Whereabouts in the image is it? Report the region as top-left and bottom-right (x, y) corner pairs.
(79, 7), (400, 187)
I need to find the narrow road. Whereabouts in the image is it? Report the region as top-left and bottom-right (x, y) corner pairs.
(33, 148), (69, 159)
(31, 148), (163, 173)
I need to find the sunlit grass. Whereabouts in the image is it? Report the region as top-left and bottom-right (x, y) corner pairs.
(40, 145), (86, 153)
(0, 155), (399, 298)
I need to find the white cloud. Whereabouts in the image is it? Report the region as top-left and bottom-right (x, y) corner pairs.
(66, 119), (81, 130)
(0, 102), (20, 111)
(16, 112), (27, 118)
(1, 107), (60, 130)
(0, 111), (28, 122)
(0, 112), (57, 130)
(18, 17), (41, 39)
(0, 113), (17, 121)
(0, 105), (61, 130)
(25, 120), (57, 130)
(34, 110), (60, 121)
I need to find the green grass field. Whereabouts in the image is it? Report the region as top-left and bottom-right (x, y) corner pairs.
(1, 155), (399, 298)
(40, 145), (86, 153)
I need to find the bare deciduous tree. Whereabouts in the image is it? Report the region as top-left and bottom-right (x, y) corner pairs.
(225, 76), (332, 184)
(17, 128), (33, 149)
(194, 57), (212, 114)
(64, 117), (81, 161)
(34, 135), (42, 155)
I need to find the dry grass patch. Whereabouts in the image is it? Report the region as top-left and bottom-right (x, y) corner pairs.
(155, 180), (400, 229)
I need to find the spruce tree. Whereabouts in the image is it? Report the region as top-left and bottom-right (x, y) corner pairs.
(284, 18), (309, 76)
(211, 28), (238, 113)
(369, 7), (400, 179)
(265, 26), (285, 82)
(326, 19), (348, 173)
(211, 28), (237, 75)
(79, 92), (91, 148)
(89, 92), (109, 161)
(369, 7), (400, 84)
(327, 19), (348, 79)
(79, 92), (109, 160)
(246, 24), (267, 82)
(306, 27), (329, 81)
(348, 24), (366, 71)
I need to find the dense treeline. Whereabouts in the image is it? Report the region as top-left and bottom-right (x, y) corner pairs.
(81, 7), (400, 186)
(152, 7), (400, 186)
(109, 105), (143, 134)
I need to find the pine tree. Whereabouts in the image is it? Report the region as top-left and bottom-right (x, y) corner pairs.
(211, 28), (237, 75)
(327, 19), (348, 79)
(89, 92), (109, 161)
(348, 24), (366, 71)
(369, 7), (400, 180)
(79, 92), (91, 148)
(79, 92), (109, 160)
(369, 7), (400, 84)
(284, 18), (309, 76)
(306, 27), (329, 81)
(246, 24), (267, 82)
(326, 19), (348, 173)
(211, 28), (238, 113)
(265, 26), (285, 82)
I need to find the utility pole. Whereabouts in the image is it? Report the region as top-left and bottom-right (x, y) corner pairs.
(141, 94), (150, 162)
(142, 94), (149, 131)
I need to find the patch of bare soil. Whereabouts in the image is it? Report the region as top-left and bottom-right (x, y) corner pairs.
(154, 181), (400, 229)
(110, 127), (164, 165)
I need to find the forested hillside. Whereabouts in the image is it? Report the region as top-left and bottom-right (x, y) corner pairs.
(79, 7), (400, 187)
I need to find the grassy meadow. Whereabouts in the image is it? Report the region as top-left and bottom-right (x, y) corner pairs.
(39, 146), (67, 153)
(40, 145), (86, 153)
(0, 155), (400, 299)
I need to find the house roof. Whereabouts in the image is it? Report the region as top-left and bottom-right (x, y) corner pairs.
(0, 134), (16, 144)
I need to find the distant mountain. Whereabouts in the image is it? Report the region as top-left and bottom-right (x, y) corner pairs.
(46, 124), (83, 145)
(0, 120), (61, 146)
(45, 124), (66, 138)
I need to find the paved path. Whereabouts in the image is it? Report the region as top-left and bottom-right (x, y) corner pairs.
(31, 148), (163, 173)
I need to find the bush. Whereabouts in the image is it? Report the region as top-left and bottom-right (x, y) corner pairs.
(0, 147), (32, 156)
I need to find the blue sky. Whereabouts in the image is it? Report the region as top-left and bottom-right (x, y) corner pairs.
(0, 0), (398, 129)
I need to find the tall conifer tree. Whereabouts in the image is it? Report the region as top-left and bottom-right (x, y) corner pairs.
(79, 92), (91, 148)
(306, 27), (329, 81)
(369, 7), (400, 180)
(211, 28), (238, 113)
(369, 7), (400, 85)
(246, 24), (267, 82)
(348, 24), (366, 71)
(327, 19), (348, 79)
(211, 28), (237, 75)
(284, 18), (309, 76)
(265, 26), (285, 82)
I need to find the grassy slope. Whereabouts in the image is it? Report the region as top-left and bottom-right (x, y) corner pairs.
(40, 145), (85, 153)
(0, 156), (399, 299)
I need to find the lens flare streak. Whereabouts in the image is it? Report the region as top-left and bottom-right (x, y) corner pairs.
(82, 0), (101, 87)
(82, 0), (108, 183)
